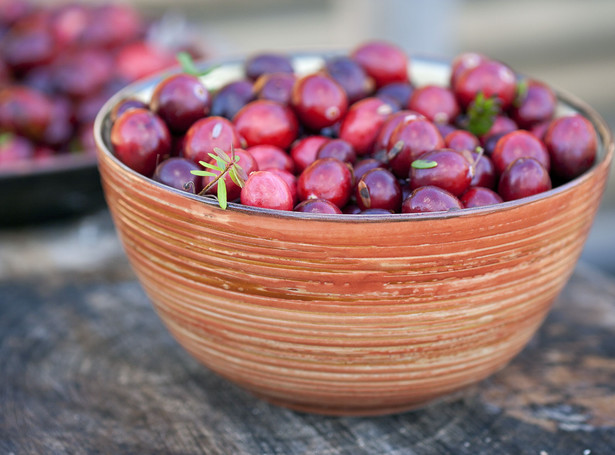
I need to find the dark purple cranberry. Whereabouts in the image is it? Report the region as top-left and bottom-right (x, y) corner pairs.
(355, 167), (402, 212)
(402, 185), (462, 213)
(498, 157), (552, 201)
(153, 157), (203, 194)
(110, 97), (148, 123)
(52, 49), (113, 98)
(297, 157), (353, 208)
(210, 79), (254, 120)
(375, 82), (414, 109)
(294, 198), (342, 214)
(244, 52), (294, 81)
(509, 79), (556, 129)
(325, 55), (374, 104)
(316, 138), (356, 164)
(353, 158), (384, 181)
(1, 26), (57, 74)
(460, 187), (503, 208)
(253, 72), (296, 105)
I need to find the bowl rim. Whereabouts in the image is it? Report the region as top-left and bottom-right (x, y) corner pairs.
(94, 52), (614, 223)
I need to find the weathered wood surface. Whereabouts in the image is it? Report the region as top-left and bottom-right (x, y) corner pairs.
(1, 211), (615, 454)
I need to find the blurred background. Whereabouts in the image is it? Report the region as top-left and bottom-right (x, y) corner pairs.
(18, 0), (615, 275)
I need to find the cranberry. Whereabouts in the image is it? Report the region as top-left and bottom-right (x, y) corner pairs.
(244, 52), (294, 81)
(289, 135), (329, 173)
(297, 158), (353, 208)
(543, 114), (597, 180)
(453, 60), (517, 110)
(110, 107), (172, 177)
(210, 80), (255, 120)
(0, 133), (34, 165)
(351, 40), (409, 88)
(291, 73), (348, 131)
(387, 117), (445, 178)
(355, 168), (402, 212)
(461, 187), (503, 208)
(353, 158), (384, 181)
(402, 185), (462, 213)
(509, 79), (556, 128)
(0, 85), (53, 141)
(183, 116), (242, 164)
(409, 148), (472, 197)
(253, 72), (296, 105)
(241, 170), (294, 211)
(445, 129), (480, 153)
(202, 148), (258, 202)
(49, 3), (91, 48)
(316, 138), (356, 164)
(110, 98), (148, 123)
(153, 157), (203, 194)
(372, 110), (424, 155)
(408, 85), (460, 124)
(294, 198), (342, 214)
(467, 151), (497, 189)
(233, 99), (298, 149)
(150, 73), (211, 134)
(491, 130), (550, 175)
(268, 168), (298, 204)
(1, 25), (57, 74)
(324, 55), (374, 104)
(498, 157), (552, 201)
(338, 97), (395, 156)
(80, 4), (144, 49)
(375, 82), (414, 109)
(53, 49), (113, 98)
(449, 52), (489, 88)
(247, 144), (294, 173)
(114, 41), (177, 82)
(480, 115), (518, 146)
(529, 120), (550, 141)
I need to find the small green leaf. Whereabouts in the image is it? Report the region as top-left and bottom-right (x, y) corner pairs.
(213, 147), (231, 163)
(217, 180), (228, 209)
(190, 170), (218, 178)
(176, 51), (200, 76)
(411, 159), (438, 169)
(199, 160), (223, 172)
(228, 166), (243, 188)
(466, 92), (500, 137)
(0, 132), (13, 147)
(207, 152), (227, 170)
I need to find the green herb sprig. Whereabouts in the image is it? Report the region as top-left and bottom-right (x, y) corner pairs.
(176, 51), (219, 78)
(466, 92), (500, 137)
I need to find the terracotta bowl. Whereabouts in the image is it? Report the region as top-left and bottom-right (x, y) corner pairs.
(94, 55), (613, 416)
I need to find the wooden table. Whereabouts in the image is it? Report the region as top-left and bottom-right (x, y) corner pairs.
(1, 210), (614, 455)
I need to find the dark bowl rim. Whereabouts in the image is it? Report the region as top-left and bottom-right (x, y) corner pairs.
(93, 52), (614, 223)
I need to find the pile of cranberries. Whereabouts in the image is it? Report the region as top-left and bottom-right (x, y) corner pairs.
(0, 0), (201, 169)
(110, 40), (598, 214)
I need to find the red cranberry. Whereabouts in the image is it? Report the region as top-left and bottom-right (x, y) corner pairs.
(297, 158), (353, 208)
(543, 114), (597, 180)
(453, 60), (517, 110)
(294, 198), (342, 214)
(467, 150), (497, 189)
(339, 97), (394, 156)
(253, 72), (296, 105)
(324, 55), (374, 104)
(289, 135), (329, 173)
(110, 97), (148, 123)
(247, 144), (294, 173)
(233, 99), (298, 149)
(402, 185), (462, 213)
(150, 73), (211, 134)
(80, 4), (143, 49)
(316, 138), (356, 164)
(241, 170), (294, 211)
(110, 107), (171, 177)
(460, 187), (503, 208)
(491, 130), (550, 175)
(202, 148), (258, 202)
(268, 168), (297, 204)
(449, 52), (489, 88)
(291, 73), (348, 131)
(351, 40), (409, 88)
(409, 85), (460, 124)
(114, 41), (177, 82)
(210, 79), (255, 119)
(355, 167), (402, 212)
(387, 117), (445, 178)
(183, 116), (242, 165)
(375, 82), (414, 109)
(409, 148), (472, 197)
(372, 110), (424, 155)
(445, 129), (480, 152)
(153, 157), (203, 194)
(498, 157), (552, 201)
(509, 79), (556, 129)
(244, 52), (293, 81)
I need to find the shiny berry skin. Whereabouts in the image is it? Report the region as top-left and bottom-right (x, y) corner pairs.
(449, 52), (489, 88)
(153, 157), (203, 194)
(324, 55), (374, 104)
(387, 117), (445, 178)
(150, 73), (211, 134)
(355, 168), (402, 212)
(509, 79), (556, 129)
(467, 150), (497, 189)
(253, 72), (296, 105)
(268, 168), (298, 204)
(291, 73), (348, 131)
(339, 97), (395, 155)
(375, 82), (414, 109)
(244, 52), (293, 81)
(480, 115), (518, 146)
(210, 80), (254, 119)
(353, 158), (384, 181)
(351, 40), (409, 88)
(110, 107), (171, 177)
(445, 129), (480, 153)
(402, 185), (462, 213)
(316, 138), (356, 164)
(409, 148), (472, 197)
(233, 99), (298, 149)
(543, 114), (597, 180)
(202, 148), (258, 202)
(289, 135), (329, 173)
(294, 198), (342, 214)
(110, 97), (148, 123)
(491, 130), (550, 175)
(408, 85), (460, 124)
(183, 116), (242, 165)
(453, 60), (517, 110)
(460, 187), (503, 208)
(241, 170), (294, 211)
(247, 144), (294, 173)
(372, 110), (424, 155)
(297, 158), (353, 208)
(498, 157), (552, 201)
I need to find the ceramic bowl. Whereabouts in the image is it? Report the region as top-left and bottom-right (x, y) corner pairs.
(94, 54), (613, 416)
